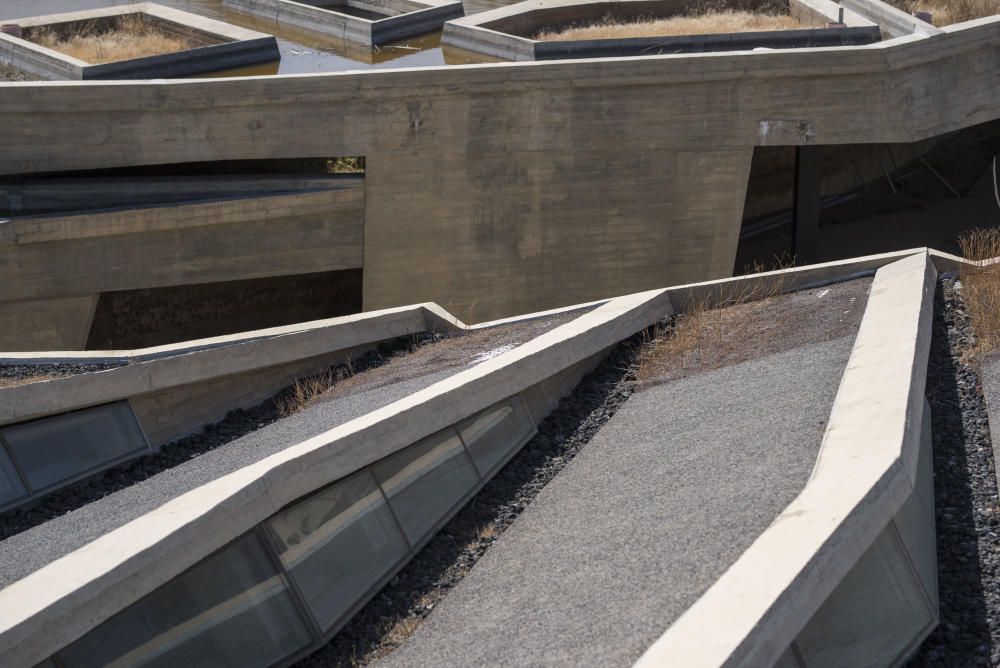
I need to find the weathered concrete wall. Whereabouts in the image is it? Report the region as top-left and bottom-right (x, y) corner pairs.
(0, 19), (997, 341)
(86, 268), (363, 349)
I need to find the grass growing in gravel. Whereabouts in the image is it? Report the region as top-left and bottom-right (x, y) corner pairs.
(29, 15), (197, 64)
(534, 9), (798, 41)
(636, 271), (788, 384)
(958, 227), (1000, 357)
(884, 0), (998, 25)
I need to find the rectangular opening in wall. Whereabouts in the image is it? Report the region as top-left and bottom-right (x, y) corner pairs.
(0, 401), (149, 500)
(734, 118), (1000, 272)
(85, 268), (364, 350)
(56, 531), (313, 667)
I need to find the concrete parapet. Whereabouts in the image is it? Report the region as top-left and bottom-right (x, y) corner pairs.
(634, 251), (938, 667)
(225, 0), (464, 46)
(442, 0), (880, 61)
(0, 3), (279, 80)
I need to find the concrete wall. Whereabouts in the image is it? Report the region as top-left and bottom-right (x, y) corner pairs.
(0, 18), (997, 345)
(636, 252), (939, 667)
(0, 181), (364, 350)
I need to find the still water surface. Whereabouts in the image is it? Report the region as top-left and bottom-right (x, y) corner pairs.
(0, 0), (508, 74)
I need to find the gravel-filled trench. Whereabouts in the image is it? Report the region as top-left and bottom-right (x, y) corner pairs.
(294, 336), (644, 667)
(908, 275), (1000, 667)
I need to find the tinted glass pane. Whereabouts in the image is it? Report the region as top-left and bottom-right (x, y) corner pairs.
(267, 470), (408, 633)
(58, 533), (312, 668)
(372, 429), (480, 545)
(2, 402), (148, 493)
(0, 446), (26, 507)
(458, 395), (536, 477)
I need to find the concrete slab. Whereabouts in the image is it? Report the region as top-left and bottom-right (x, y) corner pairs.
(377, 335), (855, 667)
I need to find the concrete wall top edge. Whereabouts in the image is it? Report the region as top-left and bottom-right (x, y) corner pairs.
(6, 17), (999, 102)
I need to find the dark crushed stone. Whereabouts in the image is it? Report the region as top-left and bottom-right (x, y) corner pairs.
(0, 362), (125, 388)
(908, 275), (1000, 667)
(0, 335), (438, 542)
(293, 333), (646, 667)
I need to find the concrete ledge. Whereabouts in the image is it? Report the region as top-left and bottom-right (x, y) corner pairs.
(225, 0), (464, 46)
(0, 182), (363, 246)
(0, 3), (279, 80)
(840, 0), (942, 37)
(0, 248), (939, 666)
(0, 304), (455, 428)
(635, 251), (937, 667)
(442, 0), (880, 61)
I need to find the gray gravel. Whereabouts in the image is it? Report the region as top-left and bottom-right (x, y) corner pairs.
(377, 335), (854, 668)
(0, 367), (456, 588)
(908, 276), (1000, 667)
(0, 362), (124, 388)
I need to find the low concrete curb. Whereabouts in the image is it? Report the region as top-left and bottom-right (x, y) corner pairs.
(634, 251), (937, 667)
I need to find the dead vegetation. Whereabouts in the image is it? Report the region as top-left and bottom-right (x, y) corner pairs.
(958, 227), (1000, 358)
(28, 15), (197, 64)
(885, 0), (998, 25)
(635, 260), (871, 387)
(534, 9), (798, 41)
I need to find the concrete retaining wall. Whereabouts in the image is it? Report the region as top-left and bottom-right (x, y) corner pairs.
(443, 0), (880, 61)
(635, 251), (938, 667)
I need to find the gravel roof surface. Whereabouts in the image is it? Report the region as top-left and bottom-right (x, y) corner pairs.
(0, 312), (578, 588)
(977, 352), (1000, 473)
(0, 363), (125, 389)
(377, 334), (855, 668)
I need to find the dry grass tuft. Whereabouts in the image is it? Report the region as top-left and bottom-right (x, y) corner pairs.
(30, 15), (197, 64)
(535, 10), (799, 41)
(885, 0), (998, 24)
(0, 374), (59, 389)
(959, 227), (1000, 357)
(635, 256), (799, 385)
(328, 157), (366, 173)
(275, 360), (355, 417)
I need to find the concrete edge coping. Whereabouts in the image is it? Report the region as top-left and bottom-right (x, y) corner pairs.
(0, 303), (452, 364)
(633, 251), (936, 668)
(7, 17), (997, 92)
(443, 0), (878, 59)
(233, 0), (459, 26)
(0, 248), (934, 665)
(841, 0), (943, 35)
(0, 304), (461, 426)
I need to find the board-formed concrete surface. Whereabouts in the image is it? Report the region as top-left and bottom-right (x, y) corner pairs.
(377, 335), (854, 667)
(0, 17), (997, 345)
